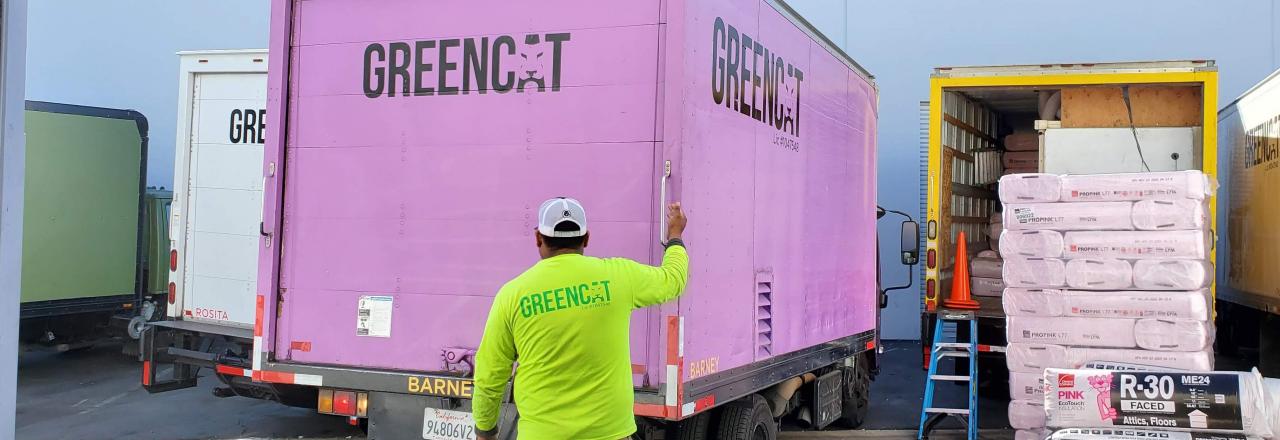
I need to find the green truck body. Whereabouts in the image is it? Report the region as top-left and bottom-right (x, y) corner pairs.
(20, 101), (147, 319)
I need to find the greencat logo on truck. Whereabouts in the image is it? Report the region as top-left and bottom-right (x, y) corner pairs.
(1244, 114), (1280, 170)
(710, 16), (804, 140)
(362, 32), (570, 97)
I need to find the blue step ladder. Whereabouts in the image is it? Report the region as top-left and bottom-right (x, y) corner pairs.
(917, 309), (978, 440)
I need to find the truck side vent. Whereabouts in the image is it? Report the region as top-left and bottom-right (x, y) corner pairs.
(756, 279), (773, 357)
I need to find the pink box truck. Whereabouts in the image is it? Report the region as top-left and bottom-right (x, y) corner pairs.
(210, 0), (912, 438)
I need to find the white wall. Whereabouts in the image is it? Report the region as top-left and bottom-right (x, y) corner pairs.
(25, 1), (269, 189)
(789, 0), (1280, 340)
(1, 0), (28, 437)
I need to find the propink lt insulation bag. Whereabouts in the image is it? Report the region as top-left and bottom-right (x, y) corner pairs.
(1133, 319), (1213, 351)
(1133, 259), (1212, 290)
(1063, 230), (1209, 260)
(1010, 399), (1047, 430)
(1004, 258), (1067, 288)
(1004, 202), (1134, 231)
(1005, 343), (1214, 373)
(1002, 289), (1210, 321)
(1001, 230), (1065, 258)
(1011, 371), (1046, 400)
(1131, 199), (1208, 231)
(1064, 259), (1133, 290)
(1000, 174), (1063, 203)
(1058, 170), (1214, 202)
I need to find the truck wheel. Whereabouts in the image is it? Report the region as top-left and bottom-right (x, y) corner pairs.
(716, 394), (776, 440)
(671, 411), (710, 440)
(837, 354), (871, 428)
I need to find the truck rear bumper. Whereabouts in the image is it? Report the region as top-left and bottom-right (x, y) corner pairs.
(139, 320), (315, 405)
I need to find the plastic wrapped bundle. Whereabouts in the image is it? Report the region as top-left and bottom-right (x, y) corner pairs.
(1133, 259), (1212, 290)
(1001, 173), (1063, 203)
(1132, 199), (1208, 231)
(1004, 202), (1134, 231)
(1010, 400), (1047, 430)
(1005, 132), (1039, 152)
(1007, 316), (1137, 348)
(1006, 343), (1213, 373)
(1001, 230), (1065, 258)
(1005, 150), (1039, 169)
(1134, 319), (1213, 351)
(1058, 170), (1214, 202)
(971, 257), (1003, 278)
(1002, 289), (1210, 321)
(1043, 368), (1278, 437)
(1063, 230), (1209, 260)
(1064, 259), (1133, 290)
(972, 276), (1005, 297)
(1047, 428), (1262, 440)
(978, 250), (999, 259)
(1011, 371), (1046, 400)
(1004, 258), (1066, 288)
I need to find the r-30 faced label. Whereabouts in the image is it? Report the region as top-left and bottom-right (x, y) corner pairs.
(1109, 372), (1243, 430)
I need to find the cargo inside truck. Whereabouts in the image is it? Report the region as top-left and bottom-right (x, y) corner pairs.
(920, 61), (1219, 391)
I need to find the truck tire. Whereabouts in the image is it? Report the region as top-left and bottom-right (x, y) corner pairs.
(671, 411), (710, 440)
(837, 354), (871, 428)
(716, 394), (776, 440)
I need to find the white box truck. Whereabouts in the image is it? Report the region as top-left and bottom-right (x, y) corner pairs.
(140, 50), (305, 403)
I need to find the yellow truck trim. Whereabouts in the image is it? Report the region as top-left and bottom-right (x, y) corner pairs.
(925, 70), (1218, 311)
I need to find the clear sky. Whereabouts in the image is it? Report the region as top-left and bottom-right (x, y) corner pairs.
(786, 0), (1280, 338)
(25, 1), (1280, 339)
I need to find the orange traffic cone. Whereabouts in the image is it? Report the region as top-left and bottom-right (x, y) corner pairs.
(943, 231), (981, 310)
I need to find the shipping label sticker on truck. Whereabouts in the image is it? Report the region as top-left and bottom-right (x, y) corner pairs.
(356, 295), (393, 337)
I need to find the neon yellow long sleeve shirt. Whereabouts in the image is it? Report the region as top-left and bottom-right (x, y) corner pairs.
(472, 244), (689, 440)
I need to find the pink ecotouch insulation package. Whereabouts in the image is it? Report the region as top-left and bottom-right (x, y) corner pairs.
(1132, 199), (1208, 231)
(1133, 259), (1212, 290)
(1001, 230), (1065, 258)
(1005, 258), (1067, 288)
(1006, 343), (1213, 373)
(1001, 173), (1064, 203)
(1065, 259), (1134, 290)
(1004, 202), (1134, 231)
(1002, 289), (1210, 321)
(1047, 428), (1261, 440)
(1058, 171), (1214, 202)
(1063, 231), (1209, 260)
(1043, 368), (1278, 437)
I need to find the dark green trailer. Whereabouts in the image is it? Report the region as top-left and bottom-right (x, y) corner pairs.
(19, 101), (148, 347)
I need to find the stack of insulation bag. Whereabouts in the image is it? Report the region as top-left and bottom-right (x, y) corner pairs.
(1003, 132), (1040, 175)
(997, 170), (1221, 439)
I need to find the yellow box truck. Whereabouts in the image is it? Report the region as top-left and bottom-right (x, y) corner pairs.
(920, 61), (1219, 389)
(1216, 68), (1280, 374)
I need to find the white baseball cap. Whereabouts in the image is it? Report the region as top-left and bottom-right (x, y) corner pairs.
(537, 197), (588, 237)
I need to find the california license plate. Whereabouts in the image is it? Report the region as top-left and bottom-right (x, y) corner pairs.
(422, 408), (476, 440)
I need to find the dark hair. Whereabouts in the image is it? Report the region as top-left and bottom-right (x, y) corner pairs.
(541, 222), (586, 250)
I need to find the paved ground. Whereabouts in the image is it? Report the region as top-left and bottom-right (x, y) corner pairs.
(16, 340), (1011, 439)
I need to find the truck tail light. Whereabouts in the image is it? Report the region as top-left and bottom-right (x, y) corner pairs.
(926, 249), (936, 268)
(926, 279), (935, 299)
(318, 388), (367, 417)
(168, 282), (176, 304)
(169, 250), (177, 272)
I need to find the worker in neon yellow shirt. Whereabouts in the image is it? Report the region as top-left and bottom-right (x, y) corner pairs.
(473, 197), (689, 440)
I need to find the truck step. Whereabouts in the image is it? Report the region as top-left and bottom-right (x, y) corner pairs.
(925, 408), (970, 415)
(929, 375), (971, 382)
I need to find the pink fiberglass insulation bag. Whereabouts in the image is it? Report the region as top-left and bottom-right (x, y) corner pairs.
(972, 257), (1004, 278)
(1006, 316), (1137, 348)
(972, 276), (1006, 297)
(1058, 170), (1214, 202)
(1006, 343), (1214, 373)
(1010, 400), (1048, 430)
(989, 218), (1004, 240)
(1063, 230), (1209, 260)
(1006, 132), (1040, 152)
(1005, 202), (1134, 231)
(1064, 259), (1133, 290)
(1043, 368), (1277, 437)
(1133, 319), (1212, 351)
(1003, 289), (1210, 321)
(1133, 259), (1212, 290)
(1008, 342), (1208, 370)
(1005, 150), (1040, 169)
(1004, 258), (1067, 288)
(1047, 428), (1263, 440)
(1012, 371), (1047, 400)
(1131, 199), (1208, 231)
(978, 250), (999, 259)
(1001, 174), (1063, 203)
(1001, 230), (1065, 258)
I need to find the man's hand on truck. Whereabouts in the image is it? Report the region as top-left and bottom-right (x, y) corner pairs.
(666, 202), (687, 244)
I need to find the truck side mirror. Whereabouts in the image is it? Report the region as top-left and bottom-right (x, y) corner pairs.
(900, 220), (919, 265)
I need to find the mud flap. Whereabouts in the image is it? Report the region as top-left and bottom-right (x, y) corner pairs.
(139, 324), (198, 393)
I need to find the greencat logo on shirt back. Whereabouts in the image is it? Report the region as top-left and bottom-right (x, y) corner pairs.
(518, 280), (613, 318)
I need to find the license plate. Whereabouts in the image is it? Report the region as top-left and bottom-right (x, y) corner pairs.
(422, 408), (476, 440)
